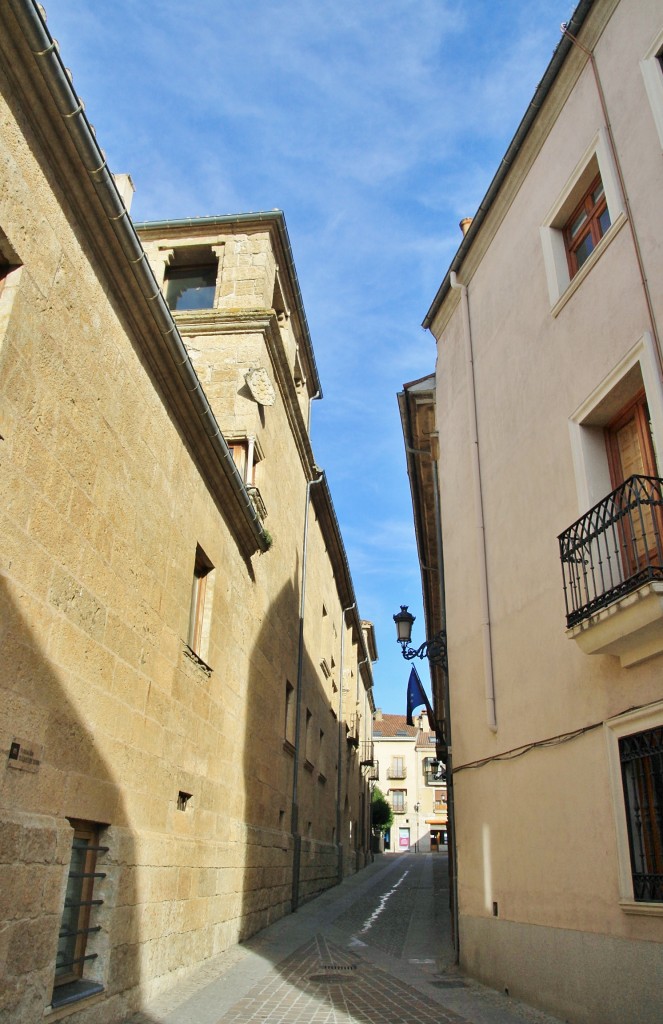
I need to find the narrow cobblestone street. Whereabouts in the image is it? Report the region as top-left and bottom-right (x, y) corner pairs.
(129, 854), (565, 1024)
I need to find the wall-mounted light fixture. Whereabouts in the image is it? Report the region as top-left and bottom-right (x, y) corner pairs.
(393, 605), (447, 670)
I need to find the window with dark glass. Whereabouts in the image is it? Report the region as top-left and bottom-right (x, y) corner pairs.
(165, 264), (216, 311)
(563, 174), (611, 277)
(52, 822), (107, 1007)
(619, 727), (663, 902)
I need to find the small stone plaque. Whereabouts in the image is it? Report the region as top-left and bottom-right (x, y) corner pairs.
(7, 737), (42, 772)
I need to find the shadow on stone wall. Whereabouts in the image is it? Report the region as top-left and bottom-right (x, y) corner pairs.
(238, 575), (362, 944)
(0, 577), (140, 1024)
(0, 569), (365, 1024)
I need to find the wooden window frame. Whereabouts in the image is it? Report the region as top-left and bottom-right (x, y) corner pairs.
(563, 173), (611, 279)
(188, 545), (214, 658)
(390, 789), (406, 813)
(304, 708), (314, 769)
(284, 681), (295, 748)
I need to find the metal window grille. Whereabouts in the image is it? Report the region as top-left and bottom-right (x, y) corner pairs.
(54, 829), (108, 985)
(619, 727), (663, 902)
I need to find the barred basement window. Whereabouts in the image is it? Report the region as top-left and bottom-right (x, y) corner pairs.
(619, 727), (663, 902)
(52, 821), (107, 1008)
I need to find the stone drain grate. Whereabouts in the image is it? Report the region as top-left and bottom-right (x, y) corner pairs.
(309, 964), (359, 984)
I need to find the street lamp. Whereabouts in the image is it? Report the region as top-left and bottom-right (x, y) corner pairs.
(393, 605), (447, 670)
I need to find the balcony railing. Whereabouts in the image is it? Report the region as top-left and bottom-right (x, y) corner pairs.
(387, 766), (407, 780)
(558, 475), (663, 628)
(391, 800), (407, 814)
(359, 741), (374, 767)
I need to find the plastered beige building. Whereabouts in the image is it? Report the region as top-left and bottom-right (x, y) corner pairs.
(0, 3), (376, 1021)
(372, 711), (447, 853)
(403, 0), (663, 1021)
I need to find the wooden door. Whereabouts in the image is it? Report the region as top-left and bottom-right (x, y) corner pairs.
(605, 391), (661, 572)
(606, 391), (657, 484)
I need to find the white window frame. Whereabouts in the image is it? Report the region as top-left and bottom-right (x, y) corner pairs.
(640, 27), (663, 151)
(567, 331), (663, 516)
(540, 127), (627, 313)
(605, 699), (663, 915)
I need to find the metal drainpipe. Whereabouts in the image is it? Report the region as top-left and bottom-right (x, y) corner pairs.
(291, 470), (324, 912)
(449, 272), (497, 733)
(337, 602), (355, 883)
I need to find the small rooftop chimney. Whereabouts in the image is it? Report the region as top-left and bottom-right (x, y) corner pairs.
(114, 173), (135, 213)
(459, 217), (473, 237)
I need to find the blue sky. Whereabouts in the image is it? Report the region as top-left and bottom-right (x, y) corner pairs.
(42, 0), (575, 712)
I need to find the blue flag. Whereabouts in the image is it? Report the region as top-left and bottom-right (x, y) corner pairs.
(406, 665), (431, 726)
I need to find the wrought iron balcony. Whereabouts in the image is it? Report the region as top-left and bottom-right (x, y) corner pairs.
(387, 766), (407, 780)
(359, 741), (374, 767)
(558, 475), (663, 628)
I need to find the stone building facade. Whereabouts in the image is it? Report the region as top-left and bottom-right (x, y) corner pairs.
(372, 711), (447, 853)
(0, 3), (375, 1022)
(403, 1), (663, 1021)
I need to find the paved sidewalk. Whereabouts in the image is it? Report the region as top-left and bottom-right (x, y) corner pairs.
(129, 853), (566, 1024)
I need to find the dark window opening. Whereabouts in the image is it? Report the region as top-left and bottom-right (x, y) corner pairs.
(620, 727), (663, 902)
(165, 264), (217, 311)
(52, 822), (107, 1008)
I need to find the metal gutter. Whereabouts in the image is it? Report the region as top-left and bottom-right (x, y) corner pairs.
(8, 0), (269, 554)
(422, 0), (594, 330)
(135, 211), (322, 399)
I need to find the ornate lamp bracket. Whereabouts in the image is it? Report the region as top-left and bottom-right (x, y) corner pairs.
(398, 630), (448, 670)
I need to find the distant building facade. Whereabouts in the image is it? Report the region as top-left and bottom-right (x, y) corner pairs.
(372, 712), (447, 852)
(0, 4), (375, 1022)
(402, 1), (663, 1022)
